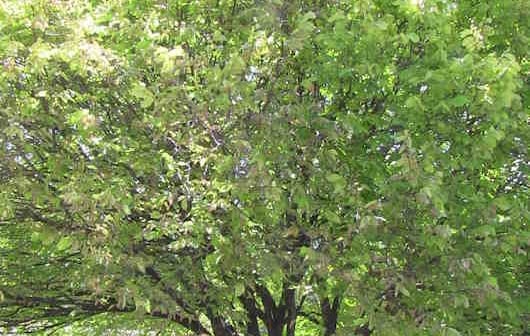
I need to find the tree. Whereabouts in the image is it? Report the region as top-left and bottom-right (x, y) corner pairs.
(0, 0), (528, 335)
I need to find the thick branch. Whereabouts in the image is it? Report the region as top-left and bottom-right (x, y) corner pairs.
(238, 288), (262, 336)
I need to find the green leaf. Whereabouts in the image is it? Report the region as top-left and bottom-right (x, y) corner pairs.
(234, 283), (245, 297)
(396, 283), (410, 297)
(56, 237), (72, 251)
(451, 95), (469, 107)
(326, 173), (347, 193)
(408, 32), (420, 43)
(326, 173), (344, 183)
(444, 328), (461, 336)
(130, 82), (154, 108)
(324, 210), (341, 224)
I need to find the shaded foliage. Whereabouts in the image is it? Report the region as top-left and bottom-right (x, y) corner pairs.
(0, 0), (528, 335)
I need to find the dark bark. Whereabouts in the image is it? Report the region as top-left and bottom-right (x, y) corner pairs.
(355, 324), (372, 336)
(255, 283), (299, 336)
(284, 287), (297, 336)
(207, 308), (238, 336)
(321, 296), (340, 336)
(210, 315), (230, 336)
(239, 288), (262, 336)
(256, 285), (285, 336)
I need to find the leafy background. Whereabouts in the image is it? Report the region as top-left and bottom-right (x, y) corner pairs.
(0, 0), (528, 335)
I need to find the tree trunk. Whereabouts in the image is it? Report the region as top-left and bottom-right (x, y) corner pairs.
(256, 284), (283, 336)
(284, 287), (297, 336)
(239, 289), (261, 336)
(208, 313), (237, 336)
(321, 296), (340, 336)
(211, 316), (228, 336)
(246, 317), (261, 336)
(267, 323), (284, 336)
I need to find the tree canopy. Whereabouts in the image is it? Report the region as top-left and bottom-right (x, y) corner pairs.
(0, 0), (528, 335)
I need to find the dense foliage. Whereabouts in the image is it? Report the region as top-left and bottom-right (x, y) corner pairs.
(0, 0), (528, 335)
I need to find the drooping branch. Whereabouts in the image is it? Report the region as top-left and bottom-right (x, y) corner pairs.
(0, 292), (212, 336)
(0, 293), (123, 332)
